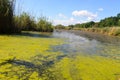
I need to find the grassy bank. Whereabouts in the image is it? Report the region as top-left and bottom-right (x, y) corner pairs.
(73, 27), (120, 36)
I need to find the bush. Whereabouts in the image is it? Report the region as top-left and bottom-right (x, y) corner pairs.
(37, 17), (53, 32)
(14, 12), (36, 31)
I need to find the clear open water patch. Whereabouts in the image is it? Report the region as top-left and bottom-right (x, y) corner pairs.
(51, 30), (120, 58)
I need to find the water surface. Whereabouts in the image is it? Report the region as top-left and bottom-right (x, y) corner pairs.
(52, 30), (120, 59)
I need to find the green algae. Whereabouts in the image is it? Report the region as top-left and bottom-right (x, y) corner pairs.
(0, 32), (120, 80)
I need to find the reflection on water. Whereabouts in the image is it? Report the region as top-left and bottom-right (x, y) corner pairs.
(52, 30), (120, 58)
(20, 31), (53, 38)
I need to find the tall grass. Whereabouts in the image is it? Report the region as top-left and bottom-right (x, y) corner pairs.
(14, 13), (54, 32)
(75, 27), (120, 36)
(0, 0), (53, 34)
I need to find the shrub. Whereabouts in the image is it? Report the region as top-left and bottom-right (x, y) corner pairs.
(37, 17), (53, 32)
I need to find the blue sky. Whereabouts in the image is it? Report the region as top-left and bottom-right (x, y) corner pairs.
(15, 0), (120, 25)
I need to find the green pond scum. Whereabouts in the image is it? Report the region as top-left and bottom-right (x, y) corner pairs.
(0, 32), (120, 80)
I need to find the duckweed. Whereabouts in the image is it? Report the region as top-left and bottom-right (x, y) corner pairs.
(0, 32), (120, 80)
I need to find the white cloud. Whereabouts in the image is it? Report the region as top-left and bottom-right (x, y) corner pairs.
(98, 8), (104, 11)
(72, 10), (97, 21)
(53, 10), (99, 26)
(87, 17), (94, 21)
(70, 17), (75, 21)
(53, 17), (96, 26)
(58, 13), (67, 19)
(53, 17), (81, 26)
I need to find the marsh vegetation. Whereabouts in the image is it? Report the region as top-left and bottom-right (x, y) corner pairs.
(0, 0), (53, 34)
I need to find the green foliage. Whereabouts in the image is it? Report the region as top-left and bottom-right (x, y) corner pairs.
(54, 24), (66, 29)
(117, 13), (120, 19)
(37, 17), (53, 32)
(98, 17), (119, 27)
(0, 0), (19, 33)
(118, 19), (120, 26)
(14, 13), (53, 32)
(117, 16), (120, 31)
(84, 21), (95, 28)
(14, 12), (36, 31)
(68, 25), (74, 29)
(0, 0), (53, 33)
(13, 13), (54, 32)
(71, 21), (95, 28)
(67, 13), (120, 29)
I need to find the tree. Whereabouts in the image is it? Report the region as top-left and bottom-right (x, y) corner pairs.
(117, 13), (120, 19)
(98, 16), (119, 27)
(54, 24), (65, 29)
(68, 25), (74, 29)
(117, 13), (120, 26)
(37, 17), (53, 32)
(0, 0), (17, 33)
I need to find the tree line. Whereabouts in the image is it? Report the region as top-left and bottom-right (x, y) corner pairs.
(55, 13), (120, 29)
(0, 0), (53, 34)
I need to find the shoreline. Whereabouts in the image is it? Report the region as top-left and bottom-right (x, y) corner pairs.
(72, 27), (120, 37)
(55, 29), (120, 44)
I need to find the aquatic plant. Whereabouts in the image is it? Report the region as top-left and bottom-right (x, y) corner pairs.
(0, 32), (120, 80)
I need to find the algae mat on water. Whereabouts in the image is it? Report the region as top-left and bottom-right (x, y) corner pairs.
(0, 34), (64, 80)
(0, 33), (120, 80)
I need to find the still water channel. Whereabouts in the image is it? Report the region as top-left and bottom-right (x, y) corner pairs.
(52, 30), (120, 59)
